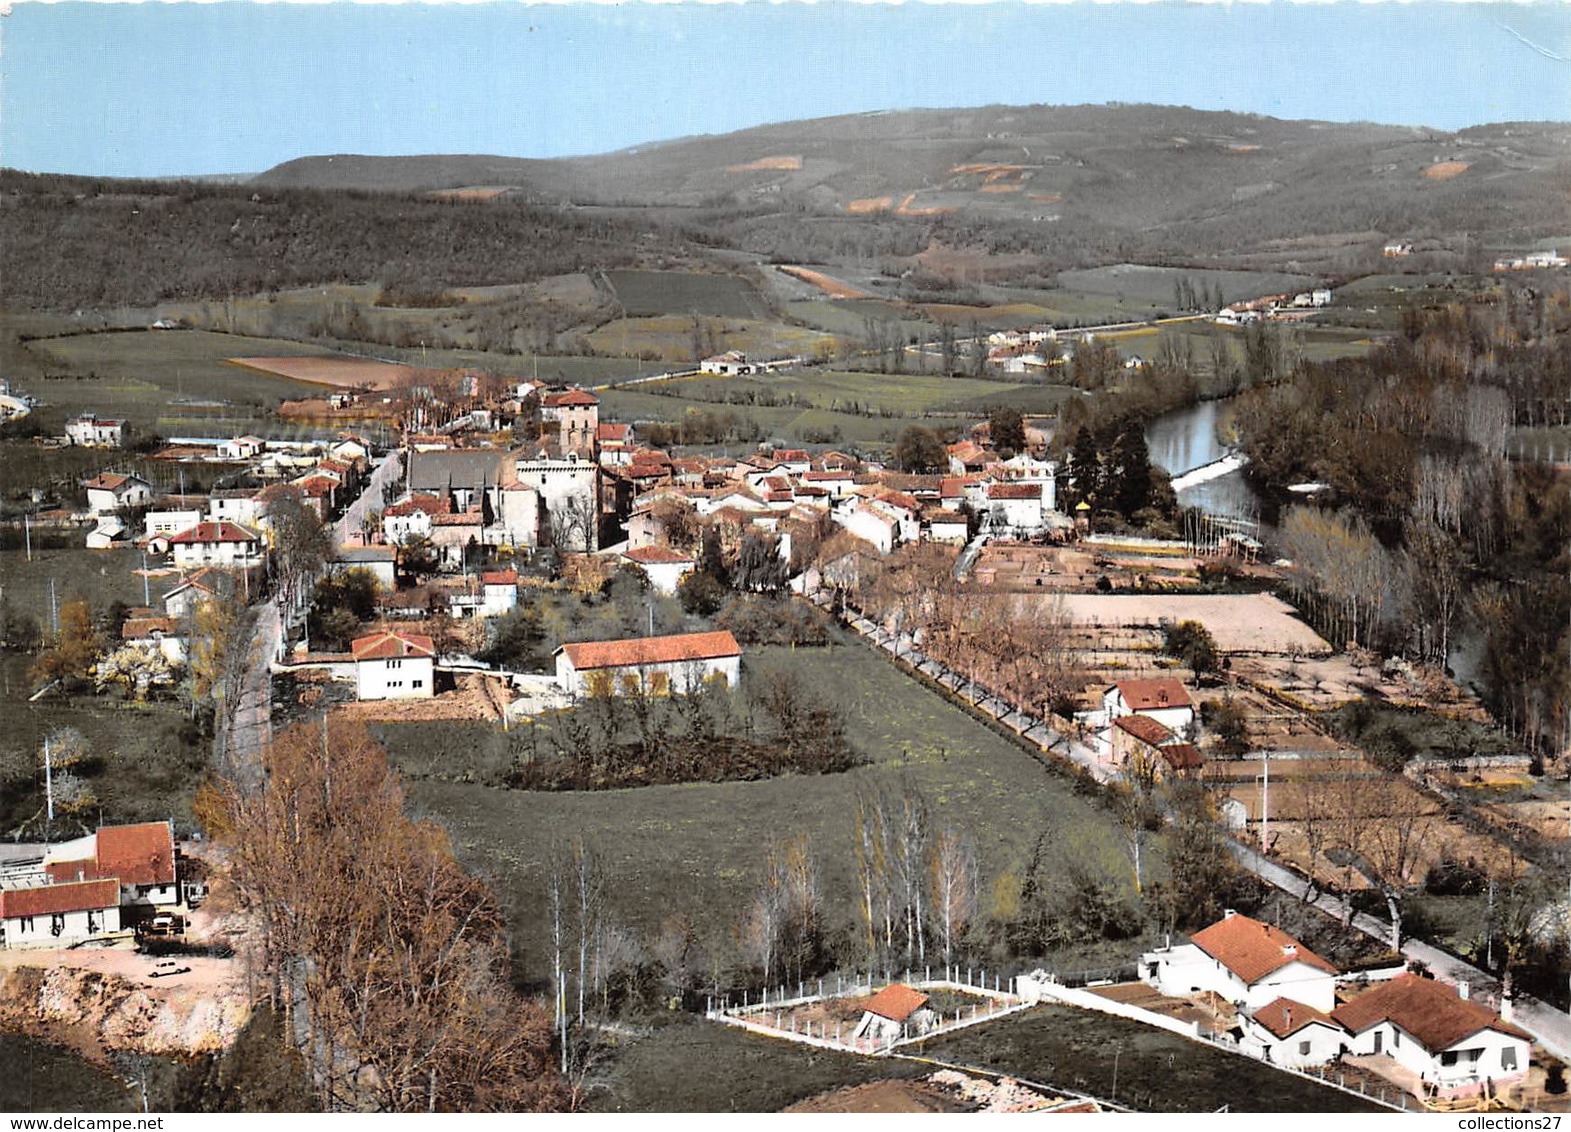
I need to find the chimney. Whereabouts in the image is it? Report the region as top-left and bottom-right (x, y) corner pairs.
(1282, 945), (1297, 957)
(1223, 908), (1237, 919)
(1456, 980), (1469, 1001)
(1283, 1005), (1293, 1029)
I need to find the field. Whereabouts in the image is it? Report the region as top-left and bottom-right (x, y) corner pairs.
(584, 1016), (928, 1112)
(584, 315), (835, 365)
(17, 329), (328, 434)
(228, 354), (421, 389)
(383, 637), (1153, 981)
(604, 270), (773, 320)
(914, 1004), (1385, 1112)
(595, 368), (1077, 446)
(1053, 265), (1319, 308)
(1037, 593), (1333, 656)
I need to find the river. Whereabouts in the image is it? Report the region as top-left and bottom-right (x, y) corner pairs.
(1145, 398), (1263, 524)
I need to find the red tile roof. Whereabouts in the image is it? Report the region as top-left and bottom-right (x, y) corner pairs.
(597, 423), (631, 441)
(558, 630), (740, 672)
(623, 545), (695, 565)
(0, 878), (120, 920)
(862, 984), (930, 1023)
(1113, 714), (1177, 747)
(1190, 912), (1337, 985)
(1252, 997), (1340, 1039)
(481, 569), (518, 586)
(169, 521), (260, 545)
(351, 630), (436, 660)
(1112, 679), (1192, 711)
(940, 476), (980, 498)
(384, 494), (451, 518)
(1331, 973), (1530, 1049)
(1160, 743), (1204, 772)
(83, 472), (139, 491)
(987, 481), (1043, 501)
(95, 821), (177, 888)
(122, 616), (181, 640)
(543, 388), (599, 407)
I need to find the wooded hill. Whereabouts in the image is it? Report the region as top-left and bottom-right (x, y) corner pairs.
(254, 104), (1571, 263)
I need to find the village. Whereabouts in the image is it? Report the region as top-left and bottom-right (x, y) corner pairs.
(1, 336), (1566, 1115)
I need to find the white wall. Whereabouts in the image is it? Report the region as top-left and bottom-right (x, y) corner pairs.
(356, 656), (435, 700)
(1243, 1019), (1345, 1068)
(3, 905), (121, 949)
(1244, 960), (1336, 1013)
(557, 654), (740, 698)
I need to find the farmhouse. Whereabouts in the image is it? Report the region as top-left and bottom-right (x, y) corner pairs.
(217, 435), (264, 460)
(0, 880), (121, 949)
(700, 350), (754, 375)
(480, 569), (519, 617)
(621, 544), (696, 595)
(852, 984), (937, 1044)
(44, 820), (180, 908)
(65, 414), (127, 448)
(555, 630), (741, 698)
(1141, 910), (1338, 1012)
(1103, 678), (1195, 735)
(1239, 997), (1347, 1069)
(351, 629), (436, 700)
(985, 480), (1051, 533)
(120, 614), (188, 665)
(82, 472), (154, 515)
(161, 568), (229, 619)
(168, 521), (265, 570)
(1331, 974), (1530, 1100)
(1106, 713), (1203, 780)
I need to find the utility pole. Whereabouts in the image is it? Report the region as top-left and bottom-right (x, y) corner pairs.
(49, 578), (58, 635)
(23, 512), (31, 562)
(43, 734), (54, 835)
(1260, 750), (1270, 853)
(141, 550), (151, 606)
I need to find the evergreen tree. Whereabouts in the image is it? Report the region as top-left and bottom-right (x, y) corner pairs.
(1113, 423), (1153, 518)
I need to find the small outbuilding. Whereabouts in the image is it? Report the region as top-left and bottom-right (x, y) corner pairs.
(852, 984), (937, 1044)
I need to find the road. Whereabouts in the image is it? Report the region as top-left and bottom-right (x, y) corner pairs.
(219, 601), (281, 789)
(1231, 843), (1571, 1062)
(814, 587), (1571, 1063)
(334, 448), (403, 548)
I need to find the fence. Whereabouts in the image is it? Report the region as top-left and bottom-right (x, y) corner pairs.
(706, 969), (1028, 1056)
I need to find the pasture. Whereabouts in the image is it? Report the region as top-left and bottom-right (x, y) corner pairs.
(383, 637), (1154, 983)
(584, 315), (835, 365)
(915, 1004), (1384, 1112)
(604, 270), (773, 320)
(17, 329), (325, 433)
(1053, 264), (1319, 308)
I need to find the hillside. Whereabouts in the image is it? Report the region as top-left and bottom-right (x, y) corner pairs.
(253, 104), (1571, 256)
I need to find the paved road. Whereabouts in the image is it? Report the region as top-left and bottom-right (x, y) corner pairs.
(219, 601), (281, 788)
(334, 449), (403, 549)
(1231, 842), (1570, 1062)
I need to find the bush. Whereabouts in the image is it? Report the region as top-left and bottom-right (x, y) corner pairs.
(676, 571), (727, 616)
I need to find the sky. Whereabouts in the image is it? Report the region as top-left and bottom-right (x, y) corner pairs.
(3, 1), (1569, 178)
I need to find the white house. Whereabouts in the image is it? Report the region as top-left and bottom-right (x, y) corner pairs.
(119, 615), (188, 666)
(82, 472), (154, 515)
(555, 630), (741, 698)
(330, 547), (397, 591)
(621, 545), (696, 595)
(207, 490), (266, 530)
(1239, 998), (1347, 1068)
(926, 509), (971, 545)
(1141, 911), (1338, 1013)
(351, 629), (436, 700)
(985, 480), (1050, 533)
(161, 569), (226, 619)
(1332, 974), (1531, 1101)
(168, 522), (265, 570)
(85, 516), (131, 550)
(144, 507), (204, 540)
(833, 497), (900, 554)
(382, 494), (446, 544)
(851, 984), (938, 1044)
(65, 415), (126, 448)
(700, 350), (754, 375)
(217, 436), (264, 460)
(481, 569), (519, 617)
(42, 821), (179, 910)
(0, 879), (121, 949)
(1103, 679), (1195, 735)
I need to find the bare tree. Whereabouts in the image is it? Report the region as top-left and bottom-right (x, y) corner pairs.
(929, 826), (978, 964)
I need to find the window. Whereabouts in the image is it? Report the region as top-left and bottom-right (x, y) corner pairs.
(388, 658), (402, 670)
(1501, 1047), (1517, 1071)
(412, 680), (423, 690)
(1392, 1030), (1400, 1048)
(1298, 1040), (1312, 1056)
(1441, 1051), (1458, 1067)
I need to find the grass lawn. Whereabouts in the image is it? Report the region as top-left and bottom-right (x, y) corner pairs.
(584, 316), (835, 366)
(583, 1015), (928, 1113)
(386, 636), (1149, 983)
(914, 1004), (1386, 1113)
(1053, 265), (1319, 309)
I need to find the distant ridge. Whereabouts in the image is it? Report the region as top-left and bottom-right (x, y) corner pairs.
(249, 104), (1571, 247)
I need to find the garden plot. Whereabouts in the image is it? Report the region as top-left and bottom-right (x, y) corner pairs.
(1043, 593), (1332, 656)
